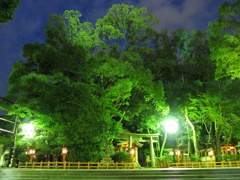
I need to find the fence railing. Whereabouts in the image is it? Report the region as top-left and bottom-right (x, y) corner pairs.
(158, 161), (240, 168)
(18, 161), (135, 169)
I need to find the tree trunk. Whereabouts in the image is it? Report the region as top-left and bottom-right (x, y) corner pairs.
(215, 135), (222, 162)
(184, 106), (199, 159)
(187, 123), (191, 156)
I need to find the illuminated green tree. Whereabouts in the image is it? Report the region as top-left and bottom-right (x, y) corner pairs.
(7, 4), (168, 161)
(208, 0), (240, 79)
(189, 81), (240, 159)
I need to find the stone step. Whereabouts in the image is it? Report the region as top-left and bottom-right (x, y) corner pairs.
(1, 168), (240, 180)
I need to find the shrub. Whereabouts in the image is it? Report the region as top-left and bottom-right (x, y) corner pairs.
(18, 152), (29, 162)
(111, 152), (132, 163)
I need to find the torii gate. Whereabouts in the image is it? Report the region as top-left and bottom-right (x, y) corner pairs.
(117, 132), (160, 167)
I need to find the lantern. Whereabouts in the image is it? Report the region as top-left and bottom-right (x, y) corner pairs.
(61, 147), (68, 162)
(130, 148), (135, 163)
(208, 150), (214, 162)
(26, 148), (36, 163)
(175, 150), (181, 163)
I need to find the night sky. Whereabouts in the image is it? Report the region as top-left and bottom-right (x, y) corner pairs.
(0, 0), (235, 99)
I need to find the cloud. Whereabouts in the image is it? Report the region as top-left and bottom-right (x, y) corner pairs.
(134, 0), (208, 31)
(134, 0), (235, 32)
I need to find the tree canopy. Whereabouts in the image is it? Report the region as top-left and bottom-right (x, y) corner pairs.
(3, 2), (240, 163)
(208, 0), (240, 79)
(6, 5), (168, 161)
(0, 0), (20, 23)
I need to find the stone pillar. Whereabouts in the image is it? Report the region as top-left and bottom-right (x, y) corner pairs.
(135, 147), (138, 163)
(150, 137), (155, 167)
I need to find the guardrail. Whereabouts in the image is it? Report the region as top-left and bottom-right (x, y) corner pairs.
(158, 161), (240, 168)
(18, 161), (135, 169)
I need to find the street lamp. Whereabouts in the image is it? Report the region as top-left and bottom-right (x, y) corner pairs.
(61, 147), (68, 162)
(22, 123), (35, 138)
(160, 119), (178, 157)
(162, 119), (178, 133)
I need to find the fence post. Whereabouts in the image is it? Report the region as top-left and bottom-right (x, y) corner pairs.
(87, 162), (90, 169)
(55, 161), (58, 169)
(25, 161), (28, 168)
(78, 162), (80, 169)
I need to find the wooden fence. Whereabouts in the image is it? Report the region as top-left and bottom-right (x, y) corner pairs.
(158, 161), (240, 168)
(18, 161), (135, 169)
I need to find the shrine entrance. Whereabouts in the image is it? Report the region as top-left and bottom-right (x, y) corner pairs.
(115, 131), (160, 167)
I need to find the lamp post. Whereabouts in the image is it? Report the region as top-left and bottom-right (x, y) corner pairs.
(175, 150), (181, 163)
(160, 119), (178, 158)
(61, 147), (68, 162)
(26, 148), (36, 163)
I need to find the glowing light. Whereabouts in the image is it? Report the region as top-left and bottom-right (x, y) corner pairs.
(175, 150), (181, 155)
(208, 150), (214, 156)
(163, 119), (178, 133)
(22, 123), (35, 138)
(29, 149), (35, 154)
(130, 149), (135, 155)
(61, 147), (68, 154)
